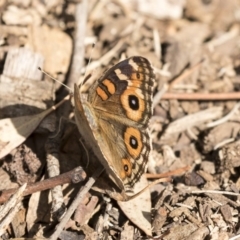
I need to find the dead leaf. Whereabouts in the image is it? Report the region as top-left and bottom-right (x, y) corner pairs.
(117, 175), (152, 236)
(0, 111), (50, 159)
(0, 97), (69, 159)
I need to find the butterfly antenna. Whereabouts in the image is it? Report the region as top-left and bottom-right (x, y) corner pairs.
(38, 67), (72, 93)
(80, 42), (95, 87)
(78, 138), (90, 168)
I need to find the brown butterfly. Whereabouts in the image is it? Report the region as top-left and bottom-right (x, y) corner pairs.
(74, 56), (154, 198)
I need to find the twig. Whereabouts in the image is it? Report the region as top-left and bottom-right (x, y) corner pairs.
(214, 138), (235, 150)
(0, 202), (22, 236)
(0, 167), (86, 204)
(73, 195), (99, 225)
(207, 102), (240, 128)
(163, 106), (223, 135)
(0, 184), (26, 236)
(80, 40), (126, 74)
(192, 190), (240, 196)
(161, 92), (240, 100)
(169, 59), (204, 88)
(0, 183), (26, 221)
(67, 0), (88, 89)
(145, 166), (190, 179)
(119, 177), (171, 201)
(153, 28), (161, 60)
(49, 167), (104, 240)
(45, 118), (64, 220)
(207, 24), (239, 51)
(152, 83), (168, 108)
(175, 203), (193, 210)
(229, 233), (240, 240)
(49, 95), (71, 111)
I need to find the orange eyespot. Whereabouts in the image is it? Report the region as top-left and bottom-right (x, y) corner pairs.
(131, 72), (144, 82)
(120, 88), (145, 122)
(124, 127), (142, 159)
(120, 158), (132, 179)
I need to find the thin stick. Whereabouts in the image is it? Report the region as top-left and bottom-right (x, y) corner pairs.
(0, 202), (22, 236)
(169, 60), (204, 88)
(50, 95), (71, 110)
(161, 92), (240, 100)
(207, 102), (240, 128)
(0, 184), (26, 235)
(153, 28), (161, 60)
(124, 178), (171, 201)
(145, 166), (190, 179)
(192, 190), (240, 196)
(0, 167), (86, 204)
(67, 0), (88, 89)
(153, 83), (168, 108)
(49, 168), (104, 240)
(80, 40), (125, 74)
(0, 183), (26, 221)
(229, 233), (240, 240)
(45, 123), (64, 220)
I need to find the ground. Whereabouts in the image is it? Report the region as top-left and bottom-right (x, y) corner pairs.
(0, 0), (240, 239)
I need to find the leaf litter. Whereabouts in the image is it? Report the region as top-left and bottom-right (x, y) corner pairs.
(0, 0), (240, 239)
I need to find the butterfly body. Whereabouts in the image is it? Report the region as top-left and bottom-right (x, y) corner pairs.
(74, 56), (154, 193)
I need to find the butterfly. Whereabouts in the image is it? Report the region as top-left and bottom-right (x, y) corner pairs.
(74, 56), (154, 199)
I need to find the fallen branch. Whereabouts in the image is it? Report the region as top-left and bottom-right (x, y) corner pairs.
(0, 167), (86, 204)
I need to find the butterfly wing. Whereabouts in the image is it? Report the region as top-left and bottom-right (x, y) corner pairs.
(85, 56), (155, 191)
(74, 84), (125, 190)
